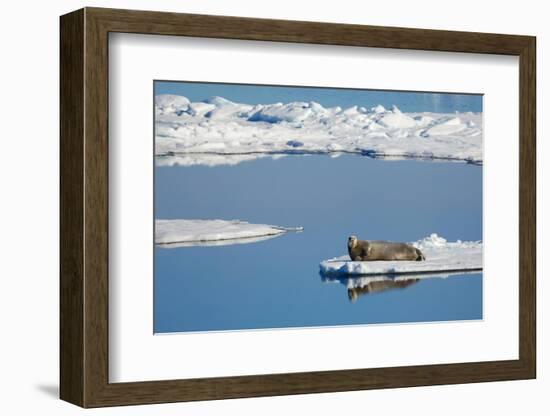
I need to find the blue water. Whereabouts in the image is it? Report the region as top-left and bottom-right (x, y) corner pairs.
(154, 81), (482, 113)
(154, 155), (482, 333)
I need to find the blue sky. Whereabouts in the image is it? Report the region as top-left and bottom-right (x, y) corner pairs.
(155, 80), (483, 113)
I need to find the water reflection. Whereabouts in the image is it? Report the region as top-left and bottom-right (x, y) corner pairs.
(155, 151), (477, 168)
(156, 233), (281, 248)
(320, 271), (477, 303)
(346, 279), (420, 302)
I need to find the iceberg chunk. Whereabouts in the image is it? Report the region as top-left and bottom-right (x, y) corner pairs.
(377, 106), (417, 129)
(155, 94), (190, 115)
(423, 116), (466, 136)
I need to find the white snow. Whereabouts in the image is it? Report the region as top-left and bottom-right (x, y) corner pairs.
(155, 94), (482, 166)
(377, 106), (417, 129)
(156, 219), (303, 247)
(319, 234), (482, 276)
(423, 116), (466, 136)
(155, 94), (190, 115)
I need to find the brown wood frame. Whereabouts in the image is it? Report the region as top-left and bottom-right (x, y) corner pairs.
(60, 7), (536, 408)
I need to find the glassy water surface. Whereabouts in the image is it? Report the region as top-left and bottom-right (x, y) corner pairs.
(154, 155), (482, 333)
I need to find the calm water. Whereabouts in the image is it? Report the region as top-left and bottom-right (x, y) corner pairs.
(154, 155), (482, 333)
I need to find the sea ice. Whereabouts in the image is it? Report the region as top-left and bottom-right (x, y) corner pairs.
(155, 95), (483, 167)
(156, 219), (303, 248)
(319, 234), (482, 276)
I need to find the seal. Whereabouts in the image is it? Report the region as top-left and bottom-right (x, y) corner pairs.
(347, 235), (425, 261)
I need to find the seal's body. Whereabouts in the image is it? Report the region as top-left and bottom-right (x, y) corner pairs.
(347, 235), (425, 262)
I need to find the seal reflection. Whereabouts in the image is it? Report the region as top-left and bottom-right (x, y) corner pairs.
(347, 278), (420, 302)
(320, 271), (475, 303)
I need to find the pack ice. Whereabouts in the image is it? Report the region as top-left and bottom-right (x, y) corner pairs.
(155, 94), (482, 167)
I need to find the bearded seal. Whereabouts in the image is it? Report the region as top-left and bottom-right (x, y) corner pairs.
(347, 235), (425, 261)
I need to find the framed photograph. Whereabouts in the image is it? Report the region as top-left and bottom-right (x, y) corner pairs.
(60, 7), (536, 408)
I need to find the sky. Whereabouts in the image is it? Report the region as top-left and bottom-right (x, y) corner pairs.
(154, 80), (483, 113)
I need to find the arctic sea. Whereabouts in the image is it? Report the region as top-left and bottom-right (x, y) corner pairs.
(154, 155), (482, 333)
(153, 82), (483, 333)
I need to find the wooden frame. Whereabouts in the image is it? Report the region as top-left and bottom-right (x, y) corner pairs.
(60, 7), (536, 408)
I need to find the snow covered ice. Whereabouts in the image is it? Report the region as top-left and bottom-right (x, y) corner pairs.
(156, 219), (303, 248)
(319, 234), (482, 276)
(155, 94), (483, 167)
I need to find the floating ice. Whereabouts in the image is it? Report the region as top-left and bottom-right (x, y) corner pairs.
(156, 219), (303, 248)
(155, 95), (482, 166)
(319, 234), (482, 276)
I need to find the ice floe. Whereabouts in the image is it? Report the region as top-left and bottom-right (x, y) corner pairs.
(155, 95), (482, 166)
(156, 219), (303, 248)
(319, 234), (482, 276)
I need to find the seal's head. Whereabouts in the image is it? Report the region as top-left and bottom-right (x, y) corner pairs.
(348, 235), (358, 249)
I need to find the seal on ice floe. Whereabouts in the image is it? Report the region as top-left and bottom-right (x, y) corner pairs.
(347, 235), (425, 261)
